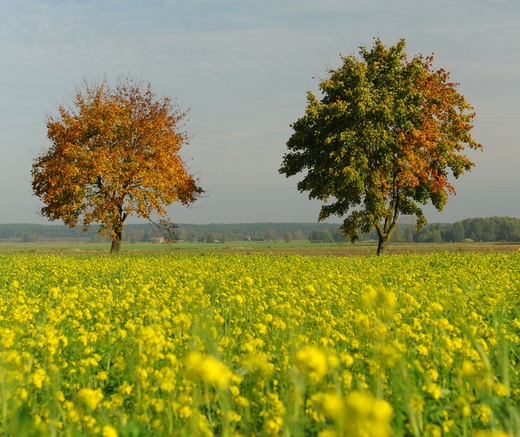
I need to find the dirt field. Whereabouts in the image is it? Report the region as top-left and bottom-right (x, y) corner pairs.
(165, 241), (520, 256)
(2, 240), (517, 256)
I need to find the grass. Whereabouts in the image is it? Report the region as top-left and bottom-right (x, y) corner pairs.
(1, 239), (518, 256)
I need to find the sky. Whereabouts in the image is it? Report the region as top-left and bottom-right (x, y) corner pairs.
(1, 0), (519, 225)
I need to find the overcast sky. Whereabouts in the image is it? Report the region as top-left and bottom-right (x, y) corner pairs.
(1, 0), (519, 225)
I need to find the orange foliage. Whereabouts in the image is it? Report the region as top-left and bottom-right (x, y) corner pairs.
(32, 77), (203, 253)
(396, 55), (481, 197)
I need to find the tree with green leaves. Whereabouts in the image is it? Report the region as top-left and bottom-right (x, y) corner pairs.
(279, 38), (482, 254)
(452, 221), (465, 242)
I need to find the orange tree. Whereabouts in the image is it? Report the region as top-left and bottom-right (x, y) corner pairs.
(32, 77), (203, 253)
(279, 38), (482, 255)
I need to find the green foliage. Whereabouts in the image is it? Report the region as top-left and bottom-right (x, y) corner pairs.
(452, 221), (465, 243)
(308, 229), (334, 243)
(280, 38), (482, 254)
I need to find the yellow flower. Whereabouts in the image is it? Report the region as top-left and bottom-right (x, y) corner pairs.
(494, 381), (510, 397)
(379, 288), (397, 310)
(460, 360), (476, 377)
(160, 380), (175, 392)
(424, 423), (442, 437)
(226, 411), (242, 423)
(362, 285), (396, 311)
(380, 343), (402, 367)
(96, 371), (109, 382)
(426, 368), (439, 382)
(410, 393), (424, 413)
(78, 388), (104, 410)
(151, 398), (165, 412)
(340, 352), (354, 367)
(243, 352), (274, 377)
(230, 385), (240, 397)
(264, 417), (283, 435)
(476, 404), (492, 424)
(422, 382), (442, 400)
(342, 391), (393, 437)
(118, 381), (133, 395)
(321, 393), (345, 421)
(295, 345), (329, 382)
(474, 431), (512, 437)
(318, 430), (340, 437)
(416, 345), (429, 356)
(179, 405), (192, 418)
(235, 396), (250, 407)
(361, 285), (378, 307)
(102, 425), (118, 437)
(186, 351), (232, 389)
(429, 302), (444, 312)
(29, 368), (48, 389)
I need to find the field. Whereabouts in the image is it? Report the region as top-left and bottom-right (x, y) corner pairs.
(1, 249), (519, 436)
(1, 239), (519, 256)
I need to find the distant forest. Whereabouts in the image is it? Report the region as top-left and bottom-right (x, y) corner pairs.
(1, 216), (519, 244)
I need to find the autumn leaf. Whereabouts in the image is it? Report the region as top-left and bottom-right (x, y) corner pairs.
(32, 76), (204, 253)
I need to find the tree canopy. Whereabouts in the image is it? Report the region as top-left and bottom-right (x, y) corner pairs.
(279, 38), (482, 254)
(31, 77), (203, 253)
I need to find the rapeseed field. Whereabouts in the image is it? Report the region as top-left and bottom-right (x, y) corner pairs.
(0, 252), (519, 436)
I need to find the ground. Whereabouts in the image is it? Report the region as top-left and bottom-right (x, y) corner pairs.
(0, 240), (518, 256)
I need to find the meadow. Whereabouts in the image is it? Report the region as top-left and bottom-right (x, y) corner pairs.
(0, 250), (519, 436)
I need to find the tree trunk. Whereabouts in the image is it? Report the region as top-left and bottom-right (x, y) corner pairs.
(375, 221), (397, 256)
(376, 236), (389, 256)
(110, 204), (127, 254)
(110, 227), (123, 254)
(373, 191), (401, 255)
(110, 237), (121, 254)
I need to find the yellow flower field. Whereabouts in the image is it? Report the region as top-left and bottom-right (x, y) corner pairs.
(0, 252), (519, 436)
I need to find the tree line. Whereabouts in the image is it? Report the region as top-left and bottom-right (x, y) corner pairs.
(387, 216), (520, 243)
(2, 216), (519, 244)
